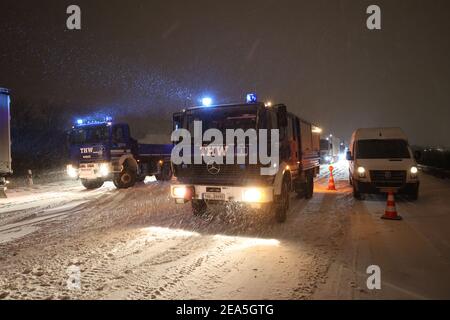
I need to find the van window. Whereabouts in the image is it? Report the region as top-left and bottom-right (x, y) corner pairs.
(356, 139), (410, 159)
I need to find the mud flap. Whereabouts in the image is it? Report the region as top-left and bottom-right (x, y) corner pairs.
(0, 187), (7, 198)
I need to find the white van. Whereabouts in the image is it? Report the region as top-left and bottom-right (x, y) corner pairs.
(346, 127), (419, 200)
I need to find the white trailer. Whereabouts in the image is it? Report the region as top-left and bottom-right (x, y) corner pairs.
(0, 88), (12, 198)
(330, 136), (341, 162)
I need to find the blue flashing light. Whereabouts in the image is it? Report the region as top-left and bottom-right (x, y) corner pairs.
(75, 116), (113, 126)
(246, 93), (257, 103)
(202, 97), (213, 107)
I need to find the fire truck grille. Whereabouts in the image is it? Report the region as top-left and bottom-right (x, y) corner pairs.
(175, 164), (269, 185)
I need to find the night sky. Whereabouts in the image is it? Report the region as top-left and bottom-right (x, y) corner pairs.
(1, 0), (449, 146)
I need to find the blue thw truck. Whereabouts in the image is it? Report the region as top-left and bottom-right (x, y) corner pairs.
(67, 117), (173, 189)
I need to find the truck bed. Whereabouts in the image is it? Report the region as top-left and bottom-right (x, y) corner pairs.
(138, 144), (173, 157)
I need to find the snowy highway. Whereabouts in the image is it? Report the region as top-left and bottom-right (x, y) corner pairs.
(0, 161), (449, 300)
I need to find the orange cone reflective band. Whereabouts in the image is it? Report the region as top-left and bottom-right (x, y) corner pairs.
(381, 191), (402, 220)
(328, 165), (336, 191)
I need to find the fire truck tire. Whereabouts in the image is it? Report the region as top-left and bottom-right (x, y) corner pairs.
(192, 199), (207, 216)
(275, 179), (289, 223)
(113, 167), (136, 189)
(81, 179), (104, 190)
(305, 172), (314, 199)
(156, 163), (173, 181)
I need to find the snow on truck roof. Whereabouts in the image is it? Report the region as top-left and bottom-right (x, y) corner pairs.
(352, 127), (408, 141)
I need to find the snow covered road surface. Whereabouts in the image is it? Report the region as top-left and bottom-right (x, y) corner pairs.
(0, 163), (449, 300)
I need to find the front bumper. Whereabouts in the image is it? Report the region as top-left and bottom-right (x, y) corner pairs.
(170, 184), (274, 204)
(355, 180), (419, 194)
(67, 163), (112, 180)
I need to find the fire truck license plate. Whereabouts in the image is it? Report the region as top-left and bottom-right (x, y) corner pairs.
(80, 168), (95, 177)
(203, 193), (226, 201)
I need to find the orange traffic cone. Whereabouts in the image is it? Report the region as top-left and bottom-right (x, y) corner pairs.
(328, 165), (336, 191)
(381, 191), (402, 220)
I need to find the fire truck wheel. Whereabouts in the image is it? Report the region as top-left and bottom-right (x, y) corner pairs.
(275, 179), (289, 223)
(305, 172), (314, 199)
(113, 167), (136, 189)
(81, 179), (104, 190)
(156, 163), (172, 181)
(161, 163), (173, 181)
(192, 199), (207, 216)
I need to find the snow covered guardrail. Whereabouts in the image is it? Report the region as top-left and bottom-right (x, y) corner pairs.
(417, 164), (450, 179)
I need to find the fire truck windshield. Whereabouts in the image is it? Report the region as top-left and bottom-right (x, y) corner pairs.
(187, 106), (257, 135)
(70, 124), (109, 144)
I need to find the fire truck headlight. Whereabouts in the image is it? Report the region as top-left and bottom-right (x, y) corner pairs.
(173, 186), (187, 198)
(67, 165), (78, 178)
(243, 188), (263, 203)
(99, 163), (110, 177)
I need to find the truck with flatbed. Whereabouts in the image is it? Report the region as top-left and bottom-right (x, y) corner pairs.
(170, 96), (321, 222)
(0, 88), (12, 198)
(66, 117), (173, 189)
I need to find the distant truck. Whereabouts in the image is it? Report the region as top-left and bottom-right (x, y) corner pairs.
(67, 117), (173, 189)
(170, 97), (321, 223)
(0, 88), (12, 197)
(319, 136), (341, 164)
(347, 127), (420, 200)
(320, 139), (332, 164)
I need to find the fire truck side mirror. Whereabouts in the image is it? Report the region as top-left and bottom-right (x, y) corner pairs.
(277, 105), (288, 128)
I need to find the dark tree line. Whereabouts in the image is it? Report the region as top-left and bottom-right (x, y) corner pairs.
(10, 99), (71, 176)
(419, 149), (450, 170)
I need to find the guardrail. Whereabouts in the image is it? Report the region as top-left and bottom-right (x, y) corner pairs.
(6, 169), (70, 188)
(418, 164), (450, 179)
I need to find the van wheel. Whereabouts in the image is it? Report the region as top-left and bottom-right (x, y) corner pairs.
(305, 172), (314, 199)
(275, 179), (289, 223)
(353, 184), (361, 200)
(113, 167), (136, 189)
(410, 185), (419, 201)
(192, 200), (207, 216)
(81, 179), (104, 190)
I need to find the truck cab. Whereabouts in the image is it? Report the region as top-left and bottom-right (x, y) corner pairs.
(347, 127), (420, 200)
(67, 117), (172, 189)
(170, 96), (320, 223)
